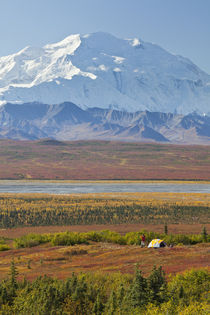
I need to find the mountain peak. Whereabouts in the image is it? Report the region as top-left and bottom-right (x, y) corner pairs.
(45, 34), (81, 51)
(0, 32), (210, 114)
(82, 31), (118, 39)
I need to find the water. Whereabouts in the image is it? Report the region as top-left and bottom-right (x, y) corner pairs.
(0, 181), (209, 194)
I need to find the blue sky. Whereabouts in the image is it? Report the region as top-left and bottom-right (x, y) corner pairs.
(0, 0), (210, 73)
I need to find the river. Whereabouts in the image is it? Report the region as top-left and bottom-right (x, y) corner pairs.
(0, 181), (209, 194)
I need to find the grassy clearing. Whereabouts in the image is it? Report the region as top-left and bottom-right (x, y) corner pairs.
(0, 226), (209, 280)
(0, 240), (209, 281)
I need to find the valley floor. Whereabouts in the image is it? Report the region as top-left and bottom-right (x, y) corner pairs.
(0, 140), (210, 180)
(0, 223), (209, 239)
(0, 236), (209, 281)
(0, 191), (209, 282)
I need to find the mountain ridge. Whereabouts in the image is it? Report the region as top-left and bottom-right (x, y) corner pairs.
(0, 32), (210, 114)
(0, 101), (209, 144)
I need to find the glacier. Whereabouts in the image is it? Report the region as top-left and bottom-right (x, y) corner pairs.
(0, 32), (210, 114)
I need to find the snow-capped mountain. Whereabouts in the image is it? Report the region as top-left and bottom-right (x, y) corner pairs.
(0, 32), (210, 114)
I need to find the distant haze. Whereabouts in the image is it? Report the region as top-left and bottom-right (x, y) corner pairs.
(0, 102), (209, 144)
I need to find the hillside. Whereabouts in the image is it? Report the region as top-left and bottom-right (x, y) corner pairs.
(0, 140), (209, 180)
(0, 102), (210, 144)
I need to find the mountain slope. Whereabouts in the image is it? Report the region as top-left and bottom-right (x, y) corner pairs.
(0, 32), (210, 114)
(0, 102), (209, 144)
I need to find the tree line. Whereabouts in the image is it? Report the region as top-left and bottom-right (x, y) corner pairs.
(0, 261), (209, 314)
(0, 194), (209, 228)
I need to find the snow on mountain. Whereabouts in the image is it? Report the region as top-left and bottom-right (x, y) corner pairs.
(0, 32), (210, 114)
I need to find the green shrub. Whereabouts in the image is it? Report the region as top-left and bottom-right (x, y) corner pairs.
(84, 231), (103, 242)
(50, 232), (88, 246)
(13, 233), (50, 248)
(0, 237), (7, 245)
(99, 230), (126, 245)
(12, 229), (209, 249)
(0, 244), (10, 251)
(64, 249), (88, 256)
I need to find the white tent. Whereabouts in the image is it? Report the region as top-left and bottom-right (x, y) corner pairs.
(148, 239), (167, 248)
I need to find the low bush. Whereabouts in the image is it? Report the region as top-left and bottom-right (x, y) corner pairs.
(0, 244), (10, 251)
(64, 248), (88, 256)
(13, 233), (50, 248)
(12, 228), (209, 249)
(50, 232), (88, 246)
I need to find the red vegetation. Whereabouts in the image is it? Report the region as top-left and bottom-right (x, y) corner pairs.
(0, 242), (209, 281)
(0, 139), (210, 180)
(1, 223), (209, 239)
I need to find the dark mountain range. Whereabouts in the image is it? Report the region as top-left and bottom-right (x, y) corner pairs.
(0, 102), (209, 144)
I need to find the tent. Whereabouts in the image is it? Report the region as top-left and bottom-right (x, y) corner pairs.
(148, 239), (167, 248)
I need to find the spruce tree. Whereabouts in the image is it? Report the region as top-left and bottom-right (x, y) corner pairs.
(9, 259), (18, 290)
(93, 294), (104, 315)
(117, 282), (125, 304)
(0, 286), (8, 305)
(164, 223), (168, 235)
(179, 285), (184, 299)
(128, 267), (148, 308)
(27, 259), (31, 269)
(202, 226), (208, 242)
(147, 266), (167, 304)
(106, 290), (117, 315)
